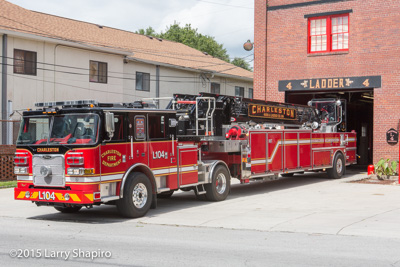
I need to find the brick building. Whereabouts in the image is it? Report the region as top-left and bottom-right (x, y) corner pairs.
(254, 0), (400, 165)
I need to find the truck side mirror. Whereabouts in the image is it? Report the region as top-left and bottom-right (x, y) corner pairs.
(105, 112), (115, 140)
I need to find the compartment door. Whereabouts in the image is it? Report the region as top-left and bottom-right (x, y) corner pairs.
(284, 132), (298, 171)
(178, 146), (198, 186)
(250, 132), (267, 174)
(299, 132), (311, 169)
(268, 132), (283, 172)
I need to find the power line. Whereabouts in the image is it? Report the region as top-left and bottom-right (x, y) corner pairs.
(2, 68), (249, 102)
(0, 17), (252, 68)
(0, 60), (252, 87)
(0, 20), (243, 64)
(1, 55), (253, 81)
(0, 22), (247, 70)
(194, 0), (253, 9)
(195, 54), (253, 69)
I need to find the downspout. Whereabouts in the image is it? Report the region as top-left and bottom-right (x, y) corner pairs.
(265, 3), (268, 101)
(156, 65), (160, 108)
(2, 34), (7, 145)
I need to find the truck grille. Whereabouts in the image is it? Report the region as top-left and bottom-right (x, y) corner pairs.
(33, 155), (65, 187)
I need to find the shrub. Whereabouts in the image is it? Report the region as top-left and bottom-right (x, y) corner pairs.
(374, 158), (398, 180)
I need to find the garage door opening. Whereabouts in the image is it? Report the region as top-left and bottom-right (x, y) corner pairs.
(286, 90), (373, 165)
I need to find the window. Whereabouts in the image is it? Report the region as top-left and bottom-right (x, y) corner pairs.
(14, 49), (37, 75)
(89, 61), (107, 83)
(50, 114), (99, 145)
(248, 88), (253, 99)
(308, 14), (349, 53)
(17, 114), (100, 145)
(211, 82), (220, 94)
(148, 114), (165, 140)
(111, 114), (125, 141)
(235, 86), (244, 97)
(136, 72), (150, 91)
(17, 117), (49, 145)
(134, 116), (146, 140)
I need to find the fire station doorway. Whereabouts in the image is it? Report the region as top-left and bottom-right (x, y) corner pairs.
(286, 90), (373, 165)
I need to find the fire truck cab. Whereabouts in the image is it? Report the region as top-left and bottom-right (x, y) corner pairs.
(14, 95), (356, 218)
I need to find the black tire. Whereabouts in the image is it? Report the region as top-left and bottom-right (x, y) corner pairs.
(157, 191), (174, 199)
(327, 153), (345, 179)
(54, 206), (82, 213)
(281, 173), (294, 177)
(180, 187), (192, 192)
(205, 165), (231, 201)
(117, 172), (153, 218)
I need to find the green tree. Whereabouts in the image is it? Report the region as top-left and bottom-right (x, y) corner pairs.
(135, 26), (158, 37)
(136, 23), (229, 62)
(231, 57), (252, 71)
(136, 23), (252, 71)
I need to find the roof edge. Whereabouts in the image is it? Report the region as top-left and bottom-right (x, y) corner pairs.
(0, 28), (132, 56)
(127, 57), (253, 82)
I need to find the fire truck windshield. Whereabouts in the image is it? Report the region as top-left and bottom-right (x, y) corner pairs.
(17, 114), (99, 145)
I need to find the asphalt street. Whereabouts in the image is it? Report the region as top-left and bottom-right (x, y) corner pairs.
(1, 167), (400, 266)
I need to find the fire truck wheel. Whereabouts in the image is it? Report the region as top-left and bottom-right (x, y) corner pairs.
(327, 153), (345, 179)
(117, 172), (153, 218)
(54, 206), (82, 213)
(205, 165), (231, 201)
(180, 187), (192, 192)
(157, 191), (174, 199)
(281, 173), (294, 177)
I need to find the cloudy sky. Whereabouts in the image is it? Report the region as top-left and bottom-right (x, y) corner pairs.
(8, 0), (254, 64)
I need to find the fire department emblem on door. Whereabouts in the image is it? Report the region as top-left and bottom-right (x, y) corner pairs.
(101, 150), (122, 167)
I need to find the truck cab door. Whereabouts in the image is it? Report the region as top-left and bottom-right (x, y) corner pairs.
(100, 113), (128, 195)
(128, 114), (148, 166)
(147, 114), (178, 190)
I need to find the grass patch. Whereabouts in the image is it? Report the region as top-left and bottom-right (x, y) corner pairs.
(0, 180), (17, 189)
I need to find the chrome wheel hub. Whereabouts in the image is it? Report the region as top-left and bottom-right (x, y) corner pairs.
(336, 158), (343, 174)
(216, 173), (227, 194)
(132, 183), (148, 209)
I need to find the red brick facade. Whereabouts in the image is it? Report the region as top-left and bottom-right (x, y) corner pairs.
(254, 0), (400, 162)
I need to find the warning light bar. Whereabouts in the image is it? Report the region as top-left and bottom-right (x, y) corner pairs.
(35, 100), (98, 108)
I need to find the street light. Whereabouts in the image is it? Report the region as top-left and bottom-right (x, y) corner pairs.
(243, 40), (254, 51)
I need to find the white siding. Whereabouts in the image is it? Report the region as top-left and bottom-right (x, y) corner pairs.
(55, 46), (124, 103)
(123, 61), (156, 102)
(3, 35), (252, 143)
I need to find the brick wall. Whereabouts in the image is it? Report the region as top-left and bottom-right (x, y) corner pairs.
(254, 0), (268, 101)
(0, 145), (16, 180)
(254, 0), (400, 162)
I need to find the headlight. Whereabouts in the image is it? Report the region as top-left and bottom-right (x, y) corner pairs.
(14, 167), (28, 174)
(64, 193), (70, 201)
(67, 168), (95, 176)
(25, 191), (30, 198)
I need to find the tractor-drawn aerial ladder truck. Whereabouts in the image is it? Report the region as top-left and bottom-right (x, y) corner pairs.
(14, 93), (356, 217)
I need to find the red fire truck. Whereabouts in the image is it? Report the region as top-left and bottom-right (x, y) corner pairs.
(14, 94), (356, 218)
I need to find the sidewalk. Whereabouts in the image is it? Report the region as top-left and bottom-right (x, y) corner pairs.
(1, 167), (400, 239)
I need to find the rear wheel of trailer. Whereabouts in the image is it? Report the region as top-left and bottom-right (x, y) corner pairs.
(327, 153), (345, 179)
